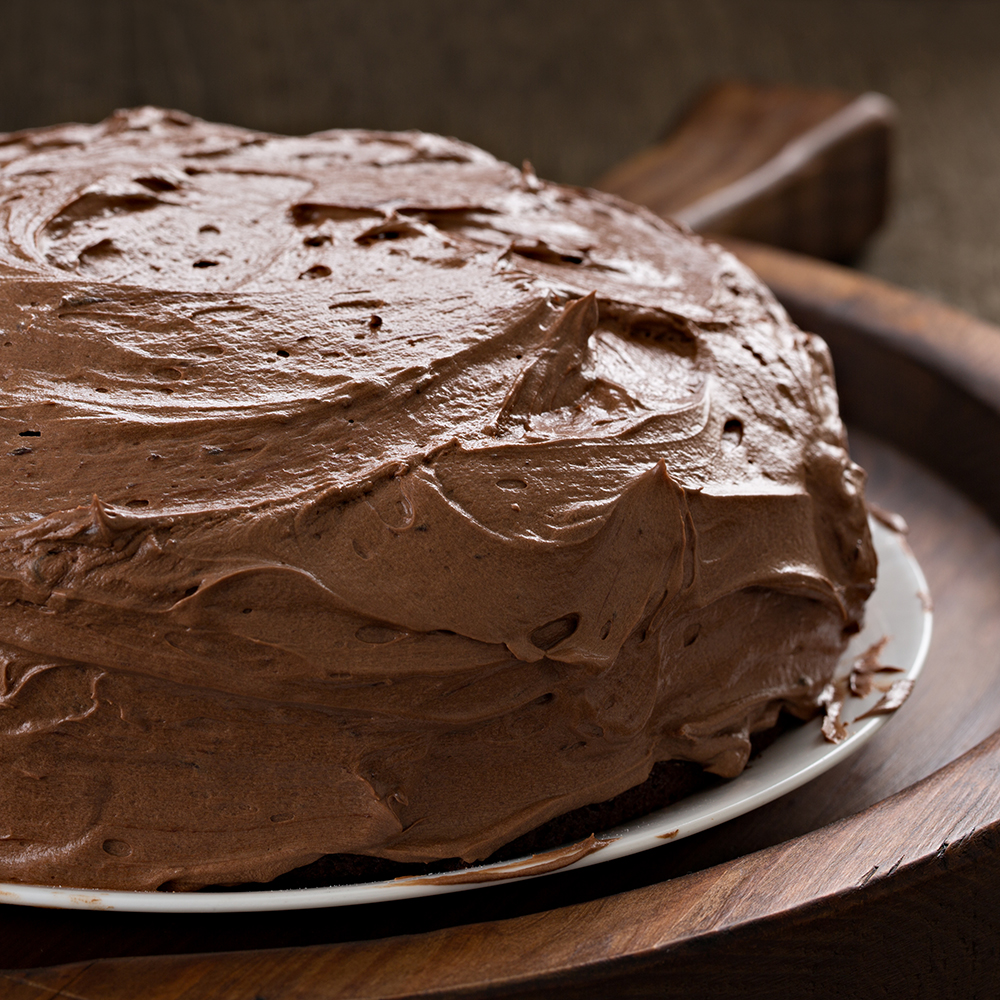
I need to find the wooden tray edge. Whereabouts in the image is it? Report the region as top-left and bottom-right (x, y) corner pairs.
(11, 247), (1000, 998)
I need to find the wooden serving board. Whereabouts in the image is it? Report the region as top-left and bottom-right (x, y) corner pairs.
(5, 85), (1000, 997)
(5, 246), (1000, 999)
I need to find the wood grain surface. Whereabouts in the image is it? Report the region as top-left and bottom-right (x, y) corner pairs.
(597, 81), (893, 261)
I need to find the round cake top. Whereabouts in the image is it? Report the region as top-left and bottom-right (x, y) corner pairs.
(2, 106), (842, 517)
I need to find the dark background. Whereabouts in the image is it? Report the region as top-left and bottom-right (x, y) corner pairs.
(3, 0), (999, 322)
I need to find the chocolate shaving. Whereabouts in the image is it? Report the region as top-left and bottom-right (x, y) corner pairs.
(854, 679), (915, 721)
(852, 636), (889, 673)
(848, 636), (903, 697)
(822, 635), (913, 741)
(849, 670), (874, 698)
(818, 678), (849, 744)
(821, 711), (848, 743)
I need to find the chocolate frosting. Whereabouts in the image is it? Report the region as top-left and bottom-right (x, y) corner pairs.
(0, 108), (875, 891)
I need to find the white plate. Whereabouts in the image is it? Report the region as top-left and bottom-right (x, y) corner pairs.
(0, 517), (930, 913)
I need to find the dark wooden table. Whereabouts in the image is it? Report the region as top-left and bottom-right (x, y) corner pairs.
(4, 84), (1000, 998)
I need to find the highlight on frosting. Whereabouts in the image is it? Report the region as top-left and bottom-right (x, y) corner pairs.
(0, 107), (876, 890)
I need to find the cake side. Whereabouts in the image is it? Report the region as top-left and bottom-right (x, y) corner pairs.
(0, 108), (875, 890)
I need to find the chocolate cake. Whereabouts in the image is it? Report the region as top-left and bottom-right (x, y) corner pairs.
(0, 107), (876, 891)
